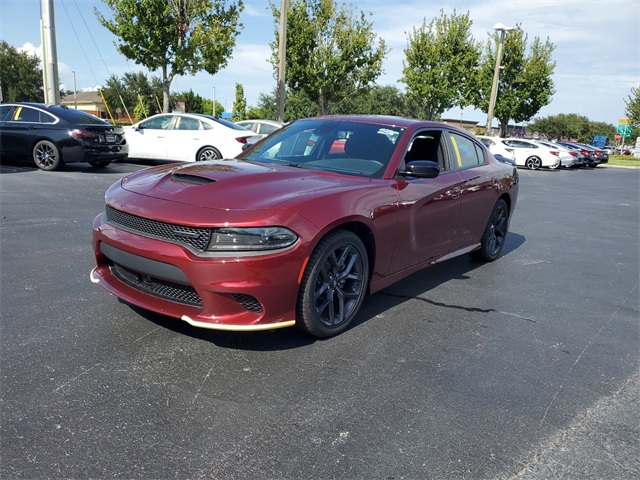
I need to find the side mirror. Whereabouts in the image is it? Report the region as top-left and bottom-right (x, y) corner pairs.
(134, 124), (143, 131)
(400, 160), (440, 178)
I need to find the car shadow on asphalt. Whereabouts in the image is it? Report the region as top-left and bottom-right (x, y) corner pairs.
(125, 232), (526, 351)
(0, 157), (166, 175)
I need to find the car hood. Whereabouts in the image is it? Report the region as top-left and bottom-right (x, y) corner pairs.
(120, 159), (370, 210)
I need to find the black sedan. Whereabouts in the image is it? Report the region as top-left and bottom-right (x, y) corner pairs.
(0, 103), (128, 170)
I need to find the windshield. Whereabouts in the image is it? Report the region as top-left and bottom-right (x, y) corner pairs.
(238, 119), (404, 179)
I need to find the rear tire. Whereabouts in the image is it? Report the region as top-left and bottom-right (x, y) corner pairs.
(33, 140), (63, 171)
(471, 199), (509, 262)
(196, 146), (222, 161)
(525, 156), (541, 170)
(297, 230), (369, 338)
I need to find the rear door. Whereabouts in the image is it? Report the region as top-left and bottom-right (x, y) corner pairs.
(445, 130), (501, 251)
(165, 115), (205, 161)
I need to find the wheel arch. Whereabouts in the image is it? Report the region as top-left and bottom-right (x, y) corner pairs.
(315, 221), (376, 289)
(32, 136), (63, 159)
(196, 145), (221, 161)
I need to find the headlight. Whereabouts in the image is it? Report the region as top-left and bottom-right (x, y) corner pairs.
(206, 227), (298, 251)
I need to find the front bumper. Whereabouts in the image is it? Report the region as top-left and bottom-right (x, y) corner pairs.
(91, 214), (305, 331)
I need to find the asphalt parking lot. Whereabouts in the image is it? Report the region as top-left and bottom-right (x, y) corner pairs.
(1, 159), (638, 479)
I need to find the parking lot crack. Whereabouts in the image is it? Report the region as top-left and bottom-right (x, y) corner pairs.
(379, 292), (536, 322)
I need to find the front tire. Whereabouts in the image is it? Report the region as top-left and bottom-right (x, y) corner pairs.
(471, 199), (509, 262)
(33, 140), (62, 171)
(196, 146), (222, 161)
(525, 156), (541, 170)
(297, 230), (369, 338)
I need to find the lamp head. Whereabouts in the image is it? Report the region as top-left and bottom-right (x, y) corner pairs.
(493, 23), (515, 32)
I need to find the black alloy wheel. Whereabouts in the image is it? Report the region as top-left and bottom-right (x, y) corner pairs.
(471, 199), (509, 262)
(297, 230), (369, 338)
(33, 140), (63, 171)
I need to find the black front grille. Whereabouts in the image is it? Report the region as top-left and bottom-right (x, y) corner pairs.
(111, 263), (203, 307)
(106, 205), (211, 251)
(232, 294), (263, 313)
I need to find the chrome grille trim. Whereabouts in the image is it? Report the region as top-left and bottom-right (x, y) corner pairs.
(106, 205), (211, 251)
(111, 262), (203, 307)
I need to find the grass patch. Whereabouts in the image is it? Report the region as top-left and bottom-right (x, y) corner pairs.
(607, 154), (640, 167)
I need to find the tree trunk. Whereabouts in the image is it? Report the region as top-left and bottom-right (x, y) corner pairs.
(498, 119), (509, 138)
(318, 89), (329, 116)
(162, 65), (173, 113)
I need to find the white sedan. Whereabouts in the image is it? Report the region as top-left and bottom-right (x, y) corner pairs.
(124, 113), (260, 162)
(235, 119), (284, 136)
(477, 135), (516, 161)
(496, 138), (561, 170)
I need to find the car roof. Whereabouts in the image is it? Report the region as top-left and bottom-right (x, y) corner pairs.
(302, 115), (472, 136)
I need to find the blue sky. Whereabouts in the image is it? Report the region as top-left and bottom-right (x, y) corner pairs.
(1, 0), (638, 126)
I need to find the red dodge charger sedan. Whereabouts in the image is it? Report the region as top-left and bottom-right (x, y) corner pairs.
(91, 116), (519, 337)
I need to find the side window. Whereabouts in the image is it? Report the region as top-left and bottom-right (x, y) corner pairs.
(0, 105), (15, 122)
(448, 132), (484, 169)
(175, 117), (200, 130)
(39, 112), (56, 124)
(141, 115), (172, 130)
(260, 124), (279, 135)
(404, 131), (445, 170)
(15, 107), (41, 123)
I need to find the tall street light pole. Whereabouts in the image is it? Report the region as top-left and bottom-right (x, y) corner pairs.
(41, 0), (60, 105)
(73, 70), (77, 109)
(276, 0), (288, 122)
(485, 23), (514, 135)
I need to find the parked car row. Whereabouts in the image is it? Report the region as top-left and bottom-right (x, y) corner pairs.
(0, 102), (613, 173)
(478, 135), (609, 170)
(0, 102), (284, 170)
(557, 142), (609, 167)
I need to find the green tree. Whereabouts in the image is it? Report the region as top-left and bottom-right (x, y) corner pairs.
(527, 113), (615, 143)
(96, 0), (243, 113)
(333, 85), (408, 116)
(270, 0), (387, 116)
(0, 41), (43, 102)
(176, 89), (204, 113)
(202, 98), (225, 116)
(624, 85), (640, 127)
(251, 88), (319, 122)
(401, 10), (479, 121)
(100, 71), (164, 122)
(232, 83), (247, 121)
(472, 27), (556, 136)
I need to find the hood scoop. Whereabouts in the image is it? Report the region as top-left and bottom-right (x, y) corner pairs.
(171, 173), (216, 185)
